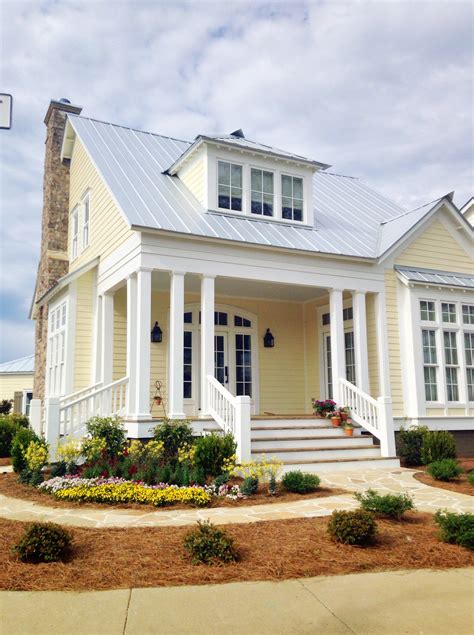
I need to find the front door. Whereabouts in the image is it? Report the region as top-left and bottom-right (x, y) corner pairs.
(214, 333), (229, 389)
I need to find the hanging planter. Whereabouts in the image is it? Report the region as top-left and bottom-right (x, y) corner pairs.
(154, 396), (162, 406)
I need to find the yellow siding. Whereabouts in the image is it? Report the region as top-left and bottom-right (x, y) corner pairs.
(68, 139), (133, 272)
(426, 408), (444, 416)
(179, 154), (206, 206)
(303, 301), (319, 413)
(0, 374), (34, 402)
(366, 293), (379, 397)
(395, 219), (473, 273)
(448, 408), (467, 416)
(113, 287), (127, 381)
(384, 270), (404, 416)
(73, 270), (95, 390)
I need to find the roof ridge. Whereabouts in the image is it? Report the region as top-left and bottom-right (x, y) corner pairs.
(318, 171), (358, 180)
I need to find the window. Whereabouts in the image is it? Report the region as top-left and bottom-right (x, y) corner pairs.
(420, 300), (436, 321)
(422, 330), (438, 401)
(325, 335), (333, 399)
(184, 312), (193, 324)
(465, 332), (474, 401)
(235, 334), (252, 397)
(47, 301), (67, 397)
(424, 367), (438, 402)
(215, 311), (228, 326)
(250, 168), (274, 216)
(444, 331), (459, 401)
(234, 315), (252, 327)
(322, 313), (330, 326)
(442, 302), (456, 323)
(343, 307), (353, 321)
(183, 331), (192, 398)
(281, 175), (303, 221)
(82, 195), (90, 248)
(462, 304), (474, 325)
(71, 208), (79, 259)
(218, 161), (242, 211)
(345, 331), (356, 384)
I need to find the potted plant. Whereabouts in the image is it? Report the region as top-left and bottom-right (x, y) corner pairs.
(154, 396), (162, 405)
(343, 420), (354, 436)
(331, 413), (342, 427)
(339, 406), (350, 422)
(312, 398), (337, 418)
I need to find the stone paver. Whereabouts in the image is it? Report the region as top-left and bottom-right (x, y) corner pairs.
(0, 468), (471, 528)
(1, 568), (473, 634)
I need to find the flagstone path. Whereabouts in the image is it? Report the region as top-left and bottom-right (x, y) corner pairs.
(0, 468), (471, 528)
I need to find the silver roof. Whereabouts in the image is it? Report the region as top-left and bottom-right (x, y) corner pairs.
(0, 354), (35, 374)
(67, 115), (452, 259)
(395, 266), (474, 289)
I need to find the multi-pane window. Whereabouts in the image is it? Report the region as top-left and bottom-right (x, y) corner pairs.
(183, 332), (192, 398)
(325, 335), (333, 399)
(72, 209), (79, 259)
(250, 168), (274, 216)
(442, 303), (456, 323)
(82, 195), (90, 248)
(444, 331), (459, 401)
(422, 330), (438, 401)
(218, 161), (242, 211)
(420, 300), (436, 321)
(465, 332), (474, 401)
(424, 367), (438, 402)
(281, 175), (304, 221)
(234, 315), (252, 327)
(422, 330), (437, 364)
(462, 304), (474, 325)
(344, 331), (356, 384)
(235, 334), (252, 397)
(47, 301), (67, 397)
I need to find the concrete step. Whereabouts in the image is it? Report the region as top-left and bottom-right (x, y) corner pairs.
(250, 418), (330, 428)
(278, 456), (400, 474)
(251, 435), (372, 450)
(251, 445), (382, 461)
(251, 425), (361, 439)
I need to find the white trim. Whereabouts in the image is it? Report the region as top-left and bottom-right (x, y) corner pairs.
(168, 271), (186, 418)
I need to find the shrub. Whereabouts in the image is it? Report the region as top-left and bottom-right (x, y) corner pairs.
(5, 413), (29, 428)
(50, 461), (67, 478)
(468, 471), (474, 486)
(56, 438), (83, 472)
(0, 419), (18, 457)
(282, 470), (320, 494)
(25, 440), (49, 472)
(427, 459), (463, 481)
(214, 473), (229, 488)
(327, 509), (377, 546)
(241, 476), (259, 496)
(183, 520), (239, 565)
(421, 430), (457, 464)
(11, 427), (42, 473)
(434, 510), (474, 550)
(85, 416), (126, 456)
(194, 433), (237, 478)
(354, 489), (414, 519)
(397, 426), (429, 466)
(0, 399), (12, 414)
(13, 522), (72, 563)
(152, 418), (194, 465)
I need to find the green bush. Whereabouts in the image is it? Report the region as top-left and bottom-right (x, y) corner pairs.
(193, 433), (236, 478)
(327, 509), (377, 546)
(4, 413), (29, 428)
(50, 461), (67, 478)
(85, 416), (126, 456)
(434, 510), (474, 550)
(427, 459), (462, 481)
(421, 430), (457, 464)
(183, 520), (239, 565)
(0, 413), (29, 457)
(13, 522), (72, 563)
(241, 476), (259, 496)
(11, 427), (42, 473)
(282, 470), (320, 494)
(152, 418), (194, 465)
(468, 471), (474, 486)
(354, 489), (414, 519)
(397, 426), (429, 466)
(0, 399), (12, 415)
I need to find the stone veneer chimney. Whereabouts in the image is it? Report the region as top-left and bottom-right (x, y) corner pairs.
(33, 99), (82, 401)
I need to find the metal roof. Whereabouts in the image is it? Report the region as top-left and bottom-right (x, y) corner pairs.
(0, 354), (35, 374)
(395, 266), (474, 289)
(67, 115), (449, 260)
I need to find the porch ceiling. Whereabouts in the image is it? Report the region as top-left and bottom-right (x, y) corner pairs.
(150, 271), (328, 302)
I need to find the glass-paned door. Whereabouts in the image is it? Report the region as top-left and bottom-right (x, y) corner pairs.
(214, 334), (229, 388)
(236, 333), (252, 397)
(183, 331), (193, 398)
(324, 334), (333, 399)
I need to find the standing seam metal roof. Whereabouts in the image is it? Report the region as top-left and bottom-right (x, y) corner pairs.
(0, 355), (35, 374)
(395, 266), (474, 289)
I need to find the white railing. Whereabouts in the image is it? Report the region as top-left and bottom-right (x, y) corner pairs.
(339, 377), (396, 457)
(60, 381), (103, 407)
(207, 375), (251, 462)
(59, 377), (129, 439)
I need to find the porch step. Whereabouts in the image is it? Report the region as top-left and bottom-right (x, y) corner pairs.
(251, 425), (362, 439)
(251, 435), (370, 450)
(278, 456), (400, 474)
(252, 445), (381, 461)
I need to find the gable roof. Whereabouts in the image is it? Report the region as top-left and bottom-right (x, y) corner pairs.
(0, 354), (35, 374)
(65, 115), (470, 260)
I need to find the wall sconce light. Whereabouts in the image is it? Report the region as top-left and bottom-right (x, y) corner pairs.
(151, 321), (163, 343)
(263, 328), (275, 348)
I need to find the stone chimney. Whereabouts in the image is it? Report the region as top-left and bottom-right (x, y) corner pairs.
(33, 98), (82, 401)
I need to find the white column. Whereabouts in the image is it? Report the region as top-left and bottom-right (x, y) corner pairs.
(352, 291), (370, 393)
(44, 397), (60, 462)
(375, 291), (391, 396)
(135, 268), (152, 419)
(29, 399), (42, 436)
(101, 292), (114, 386)
(126, 273), (137, 416)
(168, 271), (186, 418)
(329, 288), (345, 403)
(200, 275), (215, 417)
(92, 293), (102, 384)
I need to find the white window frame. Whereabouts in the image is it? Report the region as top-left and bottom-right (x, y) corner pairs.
(46, 299), (68, 398)
(281, 172), (304, 223)
(216, 160), (244, 213)
(71, 207), (79, 260)
(318, 299), (355, 398)
(82, 192), (90, 249)
(250, 166), (275, 217)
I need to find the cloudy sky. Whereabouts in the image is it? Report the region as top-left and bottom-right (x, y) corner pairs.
(0, 0), (472, 363)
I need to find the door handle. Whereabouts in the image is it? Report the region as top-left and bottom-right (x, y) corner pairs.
(225, 366), (229, 384)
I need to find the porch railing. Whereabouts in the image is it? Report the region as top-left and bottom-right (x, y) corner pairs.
(59, 381), (103, 407)
(206, 375), (251, 462)
(339, 377), (396, 457)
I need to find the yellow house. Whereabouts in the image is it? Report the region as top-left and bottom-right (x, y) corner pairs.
(30, 99), (474, 471)
(0, 355), (34, 415)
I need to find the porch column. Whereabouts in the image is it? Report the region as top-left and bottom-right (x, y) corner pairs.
(200, 275), (215, 417)
(168, 271), (186, 418)
(126, 273), (137, 416)
(92, 292), (102, 384)
(352, 291), (370, 393)
(135, 268), (152, 419)
(329, 288), (345, 403)
(100, 292), (114, 385)
(375, 291), (391, 396)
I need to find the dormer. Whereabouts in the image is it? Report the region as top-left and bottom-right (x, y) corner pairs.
(166, 131), (330, 228)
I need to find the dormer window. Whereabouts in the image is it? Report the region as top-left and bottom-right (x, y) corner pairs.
(251, 168), (274, 217)
(282, 175), (304, 222)
(218, 161), (242, 211)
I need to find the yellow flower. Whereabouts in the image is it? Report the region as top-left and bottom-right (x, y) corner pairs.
(25, 441), (49, 472)
(56, 438), (82, 464)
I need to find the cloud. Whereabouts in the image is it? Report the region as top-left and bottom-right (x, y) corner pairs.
(0, 0), (472, 361)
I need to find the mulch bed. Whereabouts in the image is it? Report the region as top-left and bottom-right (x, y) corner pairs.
(1, 513), (472, 591)
(0, 458), (11, 467)
(0, 472), (347, 511)
(412, 458), (474, 496)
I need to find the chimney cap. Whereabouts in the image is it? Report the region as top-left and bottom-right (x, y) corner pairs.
(44, 98), (82, 125)
(230, 128), (245, 138)
(59, 98), (71, 104)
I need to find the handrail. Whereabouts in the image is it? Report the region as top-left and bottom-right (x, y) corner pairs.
(60, 381), (103, 407)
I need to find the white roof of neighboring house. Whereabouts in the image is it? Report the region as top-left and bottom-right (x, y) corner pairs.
(0, 355), (35, 374)
(65, 115), (471, 260)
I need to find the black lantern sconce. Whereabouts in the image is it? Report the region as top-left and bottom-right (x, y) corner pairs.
(151, 321), (163, 343)
(263, 328), (275, 348)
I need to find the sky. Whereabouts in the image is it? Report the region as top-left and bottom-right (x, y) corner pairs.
(0, 0), (473, 363)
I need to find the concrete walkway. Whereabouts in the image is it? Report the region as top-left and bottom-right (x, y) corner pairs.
(0, 468), (471, 528)
(1, 568), (473, 634)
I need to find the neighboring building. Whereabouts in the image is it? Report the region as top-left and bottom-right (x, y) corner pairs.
(29, 99), (474, 470)
(0, 355), (34, 415)
(460, 197), (474, 226)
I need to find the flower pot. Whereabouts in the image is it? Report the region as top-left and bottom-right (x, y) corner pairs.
(344, 427), (354, 436)
(331, 416), (341, 427)
(154, 397), (162, 405)
(340, 412), (349, 422)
